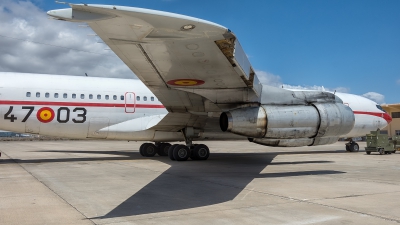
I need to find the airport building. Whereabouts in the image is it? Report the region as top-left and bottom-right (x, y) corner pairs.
(382, 103), (400, 136)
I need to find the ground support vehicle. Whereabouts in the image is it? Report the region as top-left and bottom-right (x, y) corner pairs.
(365, 131), (400, 155)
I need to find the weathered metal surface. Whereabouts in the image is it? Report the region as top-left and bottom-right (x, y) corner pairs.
(263, 105), (319, 139)
(221, 103), (355, 146)
(250, 138), (314, 147)
(313, 103), (355, 138)
(220, 107), (267, 138)
(311, 136), (339, 146)
(260, 85), (336, 105)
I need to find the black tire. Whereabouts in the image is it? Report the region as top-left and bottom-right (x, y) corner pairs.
(142, 143), (157, 157)
(366, 151), (371, 155)
(345, 145), (350, 152)
(349, 143), (359, 152)
(379, 148), (384, 155)
(139, 143), (147, 156)
(192, 144), (210, 160)
(168, 144), (179, 161)
(157, 143), (171, 156)
(173, 145), (190, 161)
(189, 144), (198, 160)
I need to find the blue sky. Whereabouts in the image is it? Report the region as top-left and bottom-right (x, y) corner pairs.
(7, 0), (400, 103)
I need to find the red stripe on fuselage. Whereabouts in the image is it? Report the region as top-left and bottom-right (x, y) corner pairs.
(0, 100), (392, 123)
(353, 111), (392, 123)
(0, 100), (165, 108)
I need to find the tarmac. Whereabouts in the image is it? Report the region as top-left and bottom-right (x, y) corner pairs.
(0, 140), (400, 225)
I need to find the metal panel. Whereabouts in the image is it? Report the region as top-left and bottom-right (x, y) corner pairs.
(232, 40), (251, 79)
(87, 118), (109, 138)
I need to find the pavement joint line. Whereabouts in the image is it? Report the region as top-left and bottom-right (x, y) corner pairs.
(326, 175), (400, 186)
(306, 200), (400, 224)
(95, 158), (400, 223)
(132, 168), (400, 224)
(97, 201), (302, 224)
(3, 143), (399, 224)
(311, 190), (400, 201)
(1, 150), (96, 225)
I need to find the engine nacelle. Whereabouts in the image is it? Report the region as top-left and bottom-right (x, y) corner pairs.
(220, 103), (355, 146)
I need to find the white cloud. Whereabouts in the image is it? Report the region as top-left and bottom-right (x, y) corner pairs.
(0, 0), (134, 78)
(255, 70), (282, 87)
(255, 70), (349, 93)
(362, 92), (385, 104)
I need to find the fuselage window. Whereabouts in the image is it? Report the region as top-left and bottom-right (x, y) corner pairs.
(63, 93), (67, 99)
(151, 97), (154, 101)
(143, 96), (147, 101)
(97, 94), (101, 100)
(137, 96), (140, 101)
(54, 93), (59, 98)
(72, 94), (76, 99)
(89, 94), (93, 99)
(36, 92), (40, 98)
(120, 95), (124, 100)
(105, 95), (109, 100)
(45, 93), (49, 98)
(26, 92), (31, 97)
(81, 94), (84, 99)
(113, 95), (117, 100)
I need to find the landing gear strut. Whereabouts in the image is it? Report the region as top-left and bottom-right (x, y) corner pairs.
(345, 140), (359, 152)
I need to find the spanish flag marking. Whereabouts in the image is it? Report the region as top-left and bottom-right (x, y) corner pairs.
(167, 79), (205, 86)
(37, 107), (55, 123)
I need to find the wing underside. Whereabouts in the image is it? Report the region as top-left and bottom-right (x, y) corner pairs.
(48, 4), (262, 112)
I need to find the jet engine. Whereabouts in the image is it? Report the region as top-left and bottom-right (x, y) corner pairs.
(220, 103), (355, 147)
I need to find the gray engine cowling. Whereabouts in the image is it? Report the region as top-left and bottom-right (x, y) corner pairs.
(220, 103), (355, 146)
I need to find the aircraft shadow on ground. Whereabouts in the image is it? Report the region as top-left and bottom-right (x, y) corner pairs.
(1, 149), (345, 218)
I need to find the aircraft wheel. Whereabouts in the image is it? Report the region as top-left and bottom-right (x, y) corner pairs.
(379, 148), (385, 155)
(157, 143), (171, 156)
(345, 145), (350, 152)
(192, 144), (210, 161)
(139, 143), (147, 156)
(366, 151), (371, 155)
(173, 145), (190, 161)
(168, 144), (179, 161)
(142, 143), (157, 157)
(349, 143), (359, 152)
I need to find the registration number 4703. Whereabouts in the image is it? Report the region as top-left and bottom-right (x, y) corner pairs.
(3, 106), (87, 123)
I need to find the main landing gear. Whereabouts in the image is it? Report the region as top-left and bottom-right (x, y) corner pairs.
(139, 142), (210, 161)
(345, 140), (359, 152)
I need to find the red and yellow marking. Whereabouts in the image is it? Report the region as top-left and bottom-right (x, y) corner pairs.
(36, 107), (55, 123)
(167, 79), (205, 86)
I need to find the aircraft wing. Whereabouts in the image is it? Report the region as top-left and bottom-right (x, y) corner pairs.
(48, 4), (262, 113)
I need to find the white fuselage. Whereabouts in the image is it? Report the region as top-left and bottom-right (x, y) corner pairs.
(0, 73), (391, 141)
(0, 73), (169, 140)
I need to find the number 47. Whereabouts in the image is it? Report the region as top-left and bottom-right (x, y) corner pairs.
(4, 106), (34, 122)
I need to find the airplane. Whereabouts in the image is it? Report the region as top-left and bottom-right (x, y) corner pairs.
(0, 72), (391, 160)
(2, 4), (392, 161)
